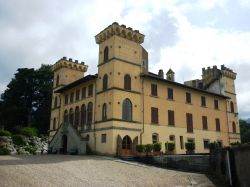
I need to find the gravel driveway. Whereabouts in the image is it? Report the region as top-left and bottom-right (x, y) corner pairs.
(0, 155), (215, 187)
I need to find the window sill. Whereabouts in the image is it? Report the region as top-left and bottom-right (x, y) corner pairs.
(150, 95), (159, 98)
(187, 131), (194, 133)
(151, 123), (159, 125)
(167, 98), (174, 101)
(168, 125), (175, 127)
(185, 102), (192, 105)
(201, 105), (207, 108)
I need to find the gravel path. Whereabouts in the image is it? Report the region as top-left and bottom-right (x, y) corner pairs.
(0, 155), (215, 187)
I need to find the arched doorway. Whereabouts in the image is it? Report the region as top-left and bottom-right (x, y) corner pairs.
(122, 135), (132, 155)
(62, 135), (67, 154)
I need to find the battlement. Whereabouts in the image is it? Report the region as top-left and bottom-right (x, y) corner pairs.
(221, 65), (236, 79)
(52, 57), (88, 72)
(95, 22), (145, 44)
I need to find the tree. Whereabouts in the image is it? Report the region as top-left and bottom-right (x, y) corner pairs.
(240, 119), (250, 143)
(0, 65), (53, 134)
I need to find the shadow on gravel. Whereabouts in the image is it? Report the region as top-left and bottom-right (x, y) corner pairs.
(0, 155), (109, 166)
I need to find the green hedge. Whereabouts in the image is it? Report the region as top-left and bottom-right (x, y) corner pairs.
(165, 142), (175, 151)
(136, 144), (145, 152)
(19, 127), (38, 137)
(12, 135), (26, 146)
(144, 144), (153, 153)
(185, 142), (195, 151)
(153, 143), (161, 152)
(0, 130), (12, 137)
(24, 146), (37, 155)
(0, 147), (11, 155)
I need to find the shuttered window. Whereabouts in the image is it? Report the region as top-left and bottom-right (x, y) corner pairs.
(168, 110), (175, 126)
(151, 84), (158, 96)
(186, 113), (193, 132)
(202, 116), (208, 130)
(151, 107), (158, 124)
(201, 96), (206, 107)
(124, 74), (131, 90)
(186, 92), (191, 103)
(214, 99), (219, 109)
(168, 88), (173, 99)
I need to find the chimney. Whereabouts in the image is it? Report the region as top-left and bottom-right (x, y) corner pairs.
(158, 69), (164, 79)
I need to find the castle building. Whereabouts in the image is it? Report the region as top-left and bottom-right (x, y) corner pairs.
(49, 22), (240, 155)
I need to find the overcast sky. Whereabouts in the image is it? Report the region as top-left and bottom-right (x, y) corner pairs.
(0, 0), (250, 119)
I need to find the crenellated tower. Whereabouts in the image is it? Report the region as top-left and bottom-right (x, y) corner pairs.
(50, 57), (88, 135)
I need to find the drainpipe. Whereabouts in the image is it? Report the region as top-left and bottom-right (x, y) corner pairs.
(93, 81), (97, 152)
(140, 77), (145, 144)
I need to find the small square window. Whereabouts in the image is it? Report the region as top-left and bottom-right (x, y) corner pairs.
(167, 88), (173, 100)
(186, 92), (191, 103)
(101, 134), (106, 143)
(214, 100), (219, 109)
(151, 84), (158, 96)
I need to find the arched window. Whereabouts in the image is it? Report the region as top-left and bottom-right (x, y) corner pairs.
(232, 122), (236, 133)
(122, 98), (132, 121)
(81, 104), (86, 129)
(54, 96), (58, 108)
(102, 103), (107, 121)
(124, 74), (131, 90)
(122, 135), (132, 149)
(64, 110), (68, 123)
(87, 102), (93, 127)
(103, 74), (108, 90)
(69, 108), (74, 125)
(152, 133), (159, 144)
(230, 101), (234, 113)
(53, 118), (56, 130)
(74, 106), (80, 128)
(56, 75), (59, 86)
(104, 46), (109, 63)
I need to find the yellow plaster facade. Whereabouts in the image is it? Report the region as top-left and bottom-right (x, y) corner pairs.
(49, 22), (240, 156)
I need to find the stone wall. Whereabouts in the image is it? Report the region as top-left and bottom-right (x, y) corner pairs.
(152, 155), (210, 172)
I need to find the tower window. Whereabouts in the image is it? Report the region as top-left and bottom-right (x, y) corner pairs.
(103, 74), (108, 90)
(232, 122), (236, 133)
(104, 46), (109, 63)
(102, 103), (107, 120)
(76, 90), (80, 101)
(124, 74), (131, 90)
(230, 101), (234, 113)
(122, 98), (132, 121)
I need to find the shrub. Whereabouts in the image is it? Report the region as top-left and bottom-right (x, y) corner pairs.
(12, 135), (26, 146)
(0, 130), (12, 137)
(165, 142), (175, 151)
(136, 144), (145, 152)
(230, 141), (240, 146)
(185, 142), (195, 151)
(153, 143), (161, 152)
(144, 144), (153, 153)
(24, 146), (37, 155)
(0, 147), (11, 155)
(19, 127), (37, 137)
(208, 141), (218, 150)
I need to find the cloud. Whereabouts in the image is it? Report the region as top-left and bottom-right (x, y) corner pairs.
(0, 0), (250, 118)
